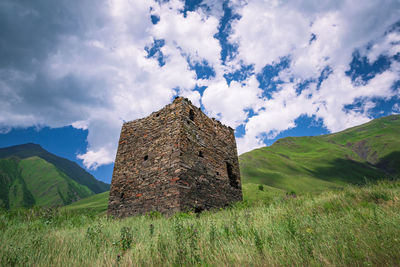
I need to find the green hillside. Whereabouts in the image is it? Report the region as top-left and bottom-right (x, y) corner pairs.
(0, 143), (109, 193)
(239, 115), (400, 192)
(0, 157), (34, 209)
(64, 191), (110, 214)
(0, 156), (93, 209)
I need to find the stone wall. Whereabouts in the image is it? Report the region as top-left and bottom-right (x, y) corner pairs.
(108, 97), (242, 218)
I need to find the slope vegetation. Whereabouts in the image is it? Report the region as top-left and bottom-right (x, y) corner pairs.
(0, 156), (93, 209)
(0, 143), (109, 193)
(64, 191), (110, 214)
(239, 115), (400, 192)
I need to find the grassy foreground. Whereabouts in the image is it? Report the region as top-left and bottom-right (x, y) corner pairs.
(1, 181), (400, 266)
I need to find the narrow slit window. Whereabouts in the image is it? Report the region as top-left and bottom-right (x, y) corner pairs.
(144, 155), (148, 161)
(198, 151), (204, 158)
(226, 162), (239, 189)
(189, 109), (194, 121)
(120, 192), (125, 200)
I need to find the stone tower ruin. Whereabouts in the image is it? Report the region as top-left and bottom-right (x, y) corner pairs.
(108, 97), (242, 217)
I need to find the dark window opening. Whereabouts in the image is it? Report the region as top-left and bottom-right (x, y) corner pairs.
(198, 151), (204, 158)
(216, 171), (219, 176)
(120, 192), (125, 200)
(189, 109), (194, 121)
(144, 155), (148, 161)
(226, 162), (239, 189)
(194, 206), (204, 213)
(156, 113), (159, 117)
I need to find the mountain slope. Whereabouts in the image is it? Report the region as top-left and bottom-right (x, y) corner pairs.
(239, 115), (400, 192)
(0, 143), (109, 193)
(0, 157), (34, 209)
(64, 191), (110, 214)
(0, 156), (93, 209)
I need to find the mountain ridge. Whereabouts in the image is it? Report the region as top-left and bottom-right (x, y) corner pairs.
(0, 155), (94, 209)
(0, 143), (110, 209)
(0, 143), (109, 194)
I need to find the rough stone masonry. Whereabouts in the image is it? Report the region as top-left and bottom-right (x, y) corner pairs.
(108, 97), (242, 217)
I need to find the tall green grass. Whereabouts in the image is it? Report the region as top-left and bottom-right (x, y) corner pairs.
(1, 181), (399, 266)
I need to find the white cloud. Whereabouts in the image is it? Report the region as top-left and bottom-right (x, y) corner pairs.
(0, 0), (203, 169)
(393, 103), (400, 113)
(229, 0), (311, 73)
(366, 31), (400, 63)
(229, 0), (400, 153)
(151, 0), (221, 67)
(202, 76), (264, 128)
(71, 120), (89, 130)
(77, 146), (114, 170)
(237, 60), (400, 154)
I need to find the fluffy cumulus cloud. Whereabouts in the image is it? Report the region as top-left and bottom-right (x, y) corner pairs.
(1, 0), (399, 168)
(228, 0), (400, 152)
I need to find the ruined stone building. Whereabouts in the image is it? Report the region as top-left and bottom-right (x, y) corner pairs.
(108, 97), (242, 217)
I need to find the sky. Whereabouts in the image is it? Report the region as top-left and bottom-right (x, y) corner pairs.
(0, 0), (399, 184)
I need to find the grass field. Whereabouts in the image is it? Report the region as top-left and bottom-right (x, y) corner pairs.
(1, 180), (399, 266)
(64, 191), (110, 214)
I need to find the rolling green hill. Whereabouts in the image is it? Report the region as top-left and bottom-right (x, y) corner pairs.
(64, 191), (110, 214)
(0, 143), (109, 193)
(239, 114), (400, 192)
(0, 143), (110, 210)
(0, 156), (93, 209)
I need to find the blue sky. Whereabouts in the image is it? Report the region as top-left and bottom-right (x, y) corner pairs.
(0, 0), (399, 183)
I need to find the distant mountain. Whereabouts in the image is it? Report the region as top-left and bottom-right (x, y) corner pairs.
(0, 143), (110, 210)
(0, 143), (109, 193)
(239, 114), (400, 193)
